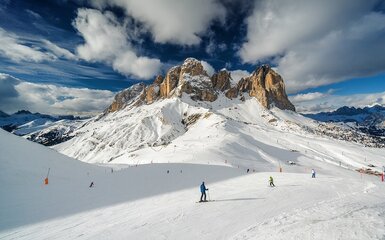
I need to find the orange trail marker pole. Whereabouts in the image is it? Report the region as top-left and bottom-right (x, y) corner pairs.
(44, 168), (50, 185)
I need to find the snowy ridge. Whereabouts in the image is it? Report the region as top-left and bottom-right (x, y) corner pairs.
(0, 110), (84, 136)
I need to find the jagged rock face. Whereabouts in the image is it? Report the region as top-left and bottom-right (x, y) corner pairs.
(105, 59), (295, 112)
(180, 58), (208, 77)
(154, 75), (164, 85)
(145, 75), (163, 104)
(248, 66), (269, 109)
(145, 84), (160, 104)
(211, 70), (231, 91)
(160, 66), (181, 98)
(177, 59), (217, 102)
(225, 87), (238, 99)
(237, 77), (251, 93)
(238, 66), (295, 111)
(106, 83), (145, 113)
(263, 69), (295, 111)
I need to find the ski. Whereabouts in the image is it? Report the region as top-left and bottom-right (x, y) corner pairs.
(196, 200), (215, 203)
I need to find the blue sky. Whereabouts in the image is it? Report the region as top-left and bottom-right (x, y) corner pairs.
(0, 0), (385, 115)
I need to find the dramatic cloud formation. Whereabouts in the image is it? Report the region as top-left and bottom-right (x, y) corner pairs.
(73, 8), (161, 79)
(0, 28), (55, 62)
(88, 0), (226, 45)
(0, 27), (79, 63)
(0, 73), (115, 115)
(290, 91), (385, 113)
(240, 0), (385, 93)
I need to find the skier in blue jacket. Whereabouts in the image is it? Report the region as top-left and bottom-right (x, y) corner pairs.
(200, 182), (208, 202)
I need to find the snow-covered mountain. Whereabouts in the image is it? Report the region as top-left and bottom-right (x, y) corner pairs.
(46, 58), (384, 173)
(305, 105), (385, 137)
(0, 110), (85, 137)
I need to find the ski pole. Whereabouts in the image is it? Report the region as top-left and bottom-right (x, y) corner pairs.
(46, 168), (51, 178)
(207, 190), (211, 201)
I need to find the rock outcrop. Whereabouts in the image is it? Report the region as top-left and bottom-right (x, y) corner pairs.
(211, 69), (231, 91)
(106, 83), (145, 113)
(160, 66), (181, 98)
(248, 65), (295, 111)
(106, 58), (295, 112)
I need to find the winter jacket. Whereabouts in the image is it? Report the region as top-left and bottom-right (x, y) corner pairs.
(200, 183), (207, 193)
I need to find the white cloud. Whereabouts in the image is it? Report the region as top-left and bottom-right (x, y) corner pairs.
(290, 92), (326, 102)
(239, 0), (385, 93)
(0, 28), (55, 62)
(205, 40), (216, 56)
(88, 0), (226, 45)
(73, 8), (161, 79)
(0, 73), (115, 116)
(290, 91), (385, 113)
(229, 69), (250, 83)
(201, 60), (215, 76)
(0, 27), (80, 63)
(43, 40), (77, 60)
(205, 39), (227, 56)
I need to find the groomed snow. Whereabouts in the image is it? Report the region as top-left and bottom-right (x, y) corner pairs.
(1, 129), (385, 239)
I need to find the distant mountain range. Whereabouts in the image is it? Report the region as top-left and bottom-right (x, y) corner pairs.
(305, 105), (385, 137)
(0, 110), (85, 138)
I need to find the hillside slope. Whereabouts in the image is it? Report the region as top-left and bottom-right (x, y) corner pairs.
(1, 129), (385, 239)
(54, 95), (385, 175)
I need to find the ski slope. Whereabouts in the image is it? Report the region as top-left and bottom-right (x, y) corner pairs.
(55, 95), (385, 176)
(1, 129), (385, 239)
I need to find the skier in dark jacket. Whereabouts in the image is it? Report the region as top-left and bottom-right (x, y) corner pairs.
(200, 182), (208, 202)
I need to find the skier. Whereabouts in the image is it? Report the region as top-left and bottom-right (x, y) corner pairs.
(200, 182), (209, 202)
(269, 176), (275, 187)
(89, 182), (94, 188)
(311, 169), (316, 178)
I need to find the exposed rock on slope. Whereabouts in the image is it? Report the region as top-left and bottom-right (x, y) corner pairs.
(106, 83), (146, 113)
(239, 65), (295, 111)
(211, 69), (231, 91)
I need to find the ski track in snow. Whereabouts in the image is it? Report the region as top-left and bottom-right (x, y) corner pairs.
(231, 183), (385, 240)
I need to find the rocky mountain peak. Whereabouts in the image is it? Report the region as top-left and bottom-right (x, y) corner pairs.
(180, 58), (208, 77)
(246, 65), (295, 111)
(106, 58), (295, 112)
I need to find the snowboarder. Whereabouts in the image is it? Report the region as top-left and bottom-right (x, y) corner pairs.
(247, 168), (250, 173)
(311, 169), (316, 178)
(200, 182), (208, 202)
(269, 176), (275, 187)
(89, 182), (94, 188)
